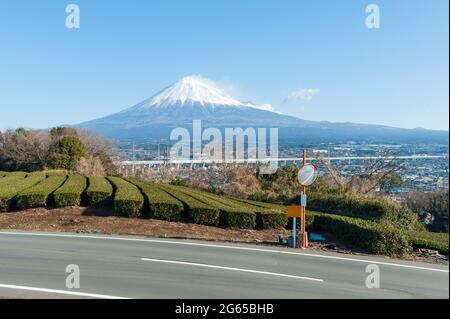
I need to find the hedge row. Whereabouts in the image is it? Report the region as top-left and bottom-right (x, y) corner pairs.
(184, 192), (255, 229)
(255, 210), (289, 229)
(168, 185), (257, 229)
(407, 231), (449, 255)
(86, 176), (113, 206)
(107, 177), (144, 217)
(158, 184), (220, 226)
(307, 192), (419, 230)
(15, 174), (68, 209)
(53, 175), (87, 207)
(7, 172), (28, 177)
(220, 210), (256, 229)
(221, 198), (287, 229)
(232, 199), (289, 229)
(127, 178), (184, 221)
(178, 186), (251, 211)
(46, 170), (69, 176)
(176, 186), (287, 229)
(237, 198), (286, 211)
(0, 172), (47, 211)
(309, 212), (410, 256)
(244, 196), (440, 254)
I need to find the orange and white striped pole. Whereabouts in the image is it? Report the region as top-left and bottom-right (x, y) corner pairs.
(301, 149), (308, 249)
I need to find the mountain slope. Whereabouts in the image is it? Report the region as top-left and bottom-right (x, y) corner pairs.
(75, 76), (448, 144)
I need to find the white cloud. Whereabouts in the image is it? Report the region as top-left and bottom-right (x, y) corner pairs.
(242, 102), (278, 113)
(286, 88), (320, 102)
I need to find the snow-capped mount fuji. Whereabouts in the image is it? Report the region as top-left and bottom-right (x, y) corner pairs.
(75, 76), (448, 144)
(76, 75), (294, 138)
(120, 75), (276, 112)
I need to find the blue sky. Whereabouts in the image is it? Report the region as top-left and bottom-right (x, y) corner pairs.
(0, 0), (448, 131)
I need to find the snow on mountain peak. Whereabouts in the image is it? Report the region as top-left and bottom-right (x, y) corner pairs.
(148, 75), (242, 107)
(131, 75), (276, 112)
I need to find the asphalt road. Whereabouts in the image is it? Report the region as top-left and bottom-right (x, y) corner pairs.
(0, 231), (448, 299)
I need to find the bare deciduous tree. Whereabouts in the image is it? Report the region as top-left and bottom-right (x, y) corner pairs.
(404, 190), (449, 232)
(220, 166), (261, 198)
(0, 129), (51, 171)
(0, 128), (119, 174)
(75, 155), (106, 176)
(317, 151), (405, 194)
(77, 129), (121, 173)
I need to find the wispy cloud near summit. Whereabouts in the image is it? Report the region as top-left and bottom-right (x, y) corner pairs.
(285, 88), (320, 103)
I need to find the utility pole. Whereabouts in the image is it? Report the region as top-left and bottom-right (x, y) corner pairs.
(157, 139), (160, 158)
(163, 145), (169, 165)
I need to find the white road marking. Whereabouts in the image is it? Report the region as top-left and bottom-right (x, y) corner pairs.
(141, 258), (324, 282)
(0, 283), (130, 299)
(1, 231), (448, 273)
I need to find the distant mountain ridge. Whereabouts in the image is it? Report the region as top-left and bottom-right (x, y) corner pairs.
(74, 76), (448, 144)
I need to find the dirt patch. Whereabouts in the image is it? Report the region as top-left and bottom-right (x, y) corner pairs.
(0, 207), (290, 243)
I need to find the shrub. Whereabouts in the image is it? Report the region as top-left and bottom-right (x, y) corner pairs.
(307, 192), (419, 230)
(404, 190), (449, 233)
(15, 174), (68, 209)
(256, 210), (288, 229)
(170, 176), (190, 187)
(159, 185), (220, 226)
(200, 193), (286, 229)
(190, 206), (221, 226)
(235, 198), (287, 211)
(220, 210), (257, 229)
(198, 196), (288, 229)
(210, 197), (287, 229)
(0, 172), (46, 211)
(8, 171), (28, 177)
(170, 185), (257, 228)
(127, 178), (184, 221)
(86, 176), (113, 206)
(311, 212), (409, 256)
(107, 177), (144, 217)
(53, 175), (87, 207)
(177, 186), (252, 209)
(407, 231), (449, 255)
(165, 185), (287, 229)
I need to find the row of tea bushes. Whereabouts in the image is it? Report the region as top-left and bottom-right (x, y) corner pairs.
(407, 231), (449, 255)
(107, 177), (144, 217)
(309, 212), (410, 256)
(157, 184), (221, 226)
(173, 185), (287, 229)
(53, 175), (87, 207)
(86, 176), (113, 206)
(0, 172), (47, 210)
(173, 186), (257, 229)
(126, 178), (184, 221)
(307, 192), (420, 230)
(15, 174), (68, 209)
